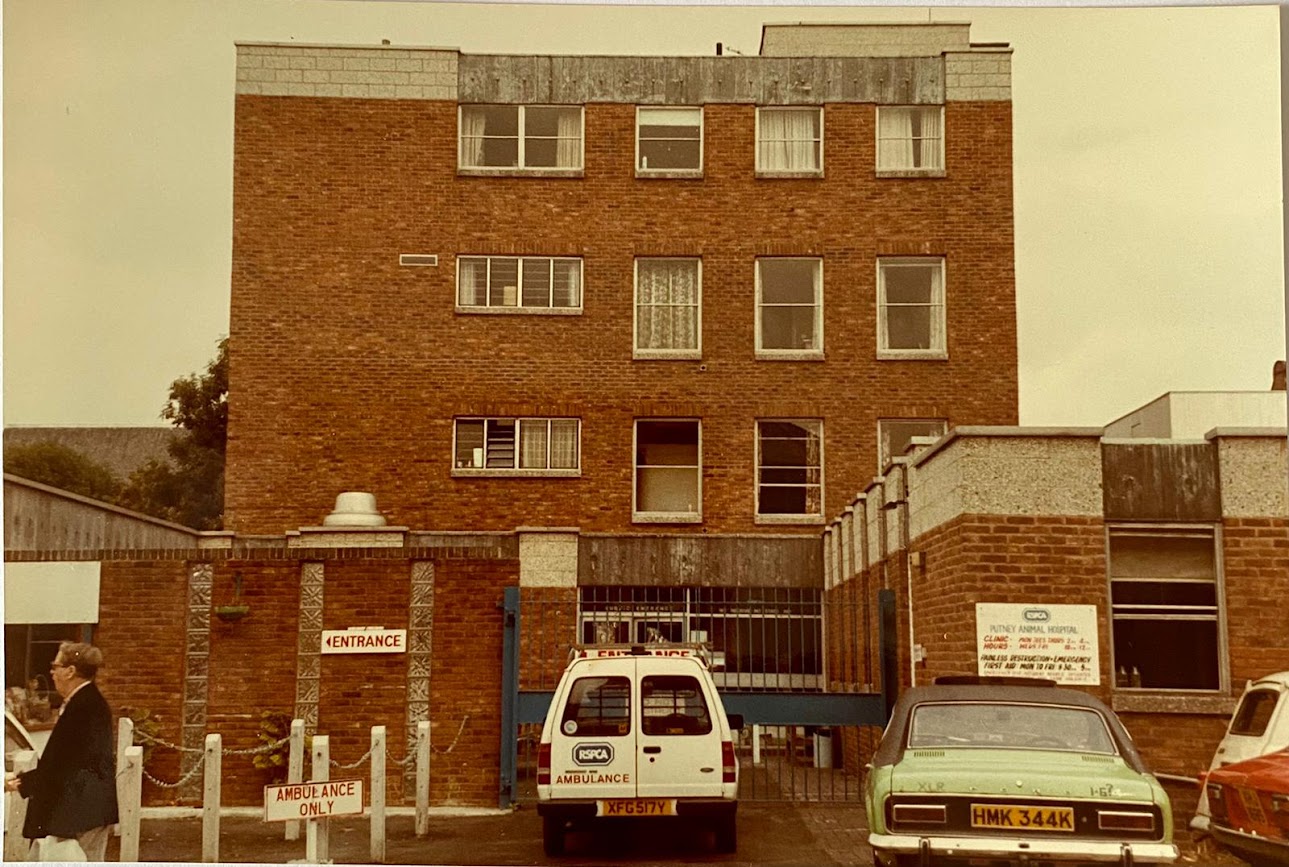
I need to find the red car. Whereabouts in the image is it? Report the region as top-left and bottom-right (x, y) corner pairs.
(1204, 747), (1289, 865)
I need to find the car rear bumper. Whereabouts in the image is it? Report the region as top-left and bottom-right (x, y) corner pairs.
(1210, 823), (1289, 865)
(537, 798), (736, 821)
(868, 832), (1178, 864)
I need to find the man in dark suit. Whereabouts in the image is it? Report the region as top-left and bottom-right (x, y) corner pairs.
(5, 642), (119, 861)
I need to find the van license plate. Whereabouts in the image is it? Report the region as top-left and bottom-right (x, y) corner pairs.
(970, 804), (1075, 831)
(597, 799), (677, 817)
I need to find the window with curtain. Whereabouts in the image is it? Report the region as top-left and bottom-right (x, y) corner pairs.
(876, 106), (944, 172)
(757, 258), (822, 354)
(459, 105), (583, 171)
(878, 418), (948, 469)
(454, 417), (580, 473)
(634, 420), (700, 520)
(756, 420), (823, 518)
(1108, 526), (1223, 691)
(636, 107), (702, 172)
(635, 259), (700, 356)
(457, 256), (582, 311)
(756, 107), (822, 174)
(878, 258), (946, 357)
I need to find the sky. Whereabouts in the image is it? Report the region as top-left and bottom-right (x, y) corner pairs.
(2, 0), (1285, 429)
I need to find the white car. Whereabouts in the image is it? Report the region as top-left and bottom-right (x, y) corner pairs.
(4, 710), (42, 842)
(1192, 671), (1289, 833)
(536, 643), (743, 856)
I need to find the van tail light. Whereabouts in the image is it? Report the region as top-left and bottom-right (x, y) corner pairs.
(1207, 784), (1228, 821)
(721, 740), (737, 783)
(537, 743), (551, 786)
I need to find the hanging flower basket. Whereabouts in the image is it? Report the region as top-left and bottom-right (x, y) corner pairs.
(215, 604), (251, 623)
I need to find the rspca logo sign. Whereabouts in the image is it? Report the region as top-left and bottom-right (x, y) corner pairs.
(1023, 608), (1051, 622)
(573, 743), (614, 766)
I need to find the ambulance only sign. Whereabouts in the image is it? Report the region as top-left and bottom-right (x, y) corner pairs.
(264, 779), (364, 821)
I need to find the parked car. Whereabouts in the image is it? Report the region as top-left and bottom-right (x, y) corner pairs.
(865, 677), (1178, 866)
(1203, 747), (1289, 865)
(536, 643), (743, 856)
(4, 710), (41, 841)
(1194, 671), (1289, 834)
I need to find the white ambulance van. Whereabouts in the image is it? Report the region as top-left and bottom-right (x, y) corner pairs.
(535, 644), (743, 856)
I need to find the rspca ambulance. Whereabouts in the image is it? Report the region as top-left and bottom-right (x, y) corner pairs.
(536, 643), (743, 855)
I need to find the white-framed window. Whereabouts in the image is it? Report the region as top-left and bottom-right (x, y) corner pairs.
(636, 107), (703, 174)
(634, 420), (701, 521)
(757, 258), (823, 356)
(756, 107), (823, 175)
(634, 259), (701, 358)
(876, 106), (944, 173)
(457, 256), (582, 312)
(878, 419), (948, 469)
(756, 420), (823, 520)
(1108, 525), (1224, 692)
(454, 417), (580, 473)
(458, 105), (583, 171)
(877, 258), (946, 358)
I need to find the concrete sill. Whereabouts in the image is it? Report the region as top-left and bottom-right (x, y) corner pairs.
(1111, 692), (1236, 716)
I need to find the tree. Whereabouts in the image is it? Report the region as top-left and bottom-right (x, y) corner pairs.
(117, 338), (228, 529)
(3, 442), (122, 502)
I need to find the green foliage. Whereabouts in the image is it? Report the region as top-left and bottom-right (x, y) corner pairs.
(116, 338), (228, 530)
(3, 441), (122, 502)
(252, 710), (308, 782)
(118, 705), (164, 766)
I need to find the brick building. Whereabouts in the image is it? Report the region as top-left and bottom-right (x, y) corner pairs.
(825, 384), (1289, 817)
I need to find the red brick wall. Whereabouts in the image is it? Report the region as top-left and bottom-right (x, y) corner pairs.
(518, 587), (578, 693)
(226, 97), (1018, 535)
(96, 560), (189, 804)
(1223, 517), (1289, 683)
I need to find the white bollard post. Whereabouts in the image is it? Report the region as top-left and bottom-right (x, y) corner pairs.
(5, 750), (36, 861)
(119, 746), (143, 862)
(285, 718), (305, 842)
(115, 717), (133, 837)
(202, 733), (221, 863)
(370, 725), (386, 863)
(414, 720), (430, 838)
(306, 735), (330, 864)
(752, 724), (762, 766)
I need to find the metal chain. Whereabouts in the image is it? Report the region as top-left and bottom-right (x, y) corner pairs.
(141, 759), (206, 789)
(433, 715), (470, 755)
(330, 742), (376, 770)
(132, 730), (290, 757)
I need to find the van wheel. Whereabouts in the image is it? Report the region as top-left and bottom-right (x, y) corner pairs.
(542, 816), (565, 856)
(714, 814), (737, 853)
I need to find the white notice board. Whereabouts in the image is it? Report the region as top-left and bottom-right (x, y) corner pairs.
(975, 603), (1100, 685)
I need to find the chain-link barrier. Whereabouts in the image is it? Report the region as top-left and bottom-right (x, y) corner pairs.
(331, 742), (377, 771)
(129, 730), (291, 786)
(434, 715), (470, 755)
(142, 760), (206, 790)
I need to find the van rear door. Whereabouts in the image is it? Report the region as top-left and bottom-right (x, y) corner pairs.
(547, 662), (636, 800)
(635, 658), (725, 799)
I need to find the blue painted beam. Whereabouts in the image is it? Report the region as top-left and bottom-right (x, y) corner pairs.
(516, 690), (886, 728)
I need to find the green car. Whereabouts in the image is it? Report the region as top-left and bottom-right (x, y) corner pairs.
(865, 680), (1178, 866)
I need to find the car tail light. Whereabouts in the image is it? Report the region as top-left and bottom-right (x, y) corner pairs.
(1271, 794), (1289, 830)
(1208, 783), (1228, 822)
(892, 803), (947, 824)
(537, 742), (551, 786)
(721, 740), (737, 783)
(1098, 810), (1155, 833)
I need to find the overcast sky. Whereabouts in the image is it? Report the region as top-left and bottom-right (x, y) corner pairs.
(3, 1), (1284, 429)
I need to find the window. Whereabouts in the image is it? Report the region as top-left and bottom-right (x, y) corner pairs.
(878, 419), (948, 469)
(876, 106), (944, 173)
(878, 258), (946, 357)
(454, 417), (580, 473)
(458, 105), (583, 171)
(757, 258), (822, 356)
(908, 703), (1116, 754)
(1229, 689), (1281, 737)
(560, 676), (631, 738)
(5, 624), (82, 726)
(756, 107), (823, 174)
(634, 420), (700, 521)
(457, 256), (582, 311)
(756, 420), (823, 519)
(635, 259), (700, 357)
(641, 675), (712, 736)
(636, 107), (702, 173)
(1108, 526), (1223, 691)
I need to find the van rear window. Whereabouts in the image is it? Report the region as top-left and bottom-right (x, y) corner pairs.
(561, 676), (631, 737)
(642, 675), (712, 736)
(1230, 689), (1280, 737)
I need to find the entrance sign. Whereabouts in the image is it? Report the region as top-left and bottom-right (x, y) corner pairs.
(975, 603), (1100, 685)
(320, 627), (407, 654)
(264, 779), (364, 821)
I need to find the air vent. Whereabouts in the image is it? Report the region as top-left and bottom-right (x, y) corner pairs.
(1081, 755), (1114, 763)
(911, 750), (945, 758)
(399, 254), (438, 267)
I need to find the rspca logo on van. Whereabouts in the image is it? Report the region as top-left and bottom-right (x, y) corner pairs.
(1023, 608), (1051, 622)
(573, 743), (614, 766)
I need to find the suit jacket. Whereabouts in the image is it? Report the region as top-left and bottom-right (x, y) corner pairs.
(17, 681), (119, 839)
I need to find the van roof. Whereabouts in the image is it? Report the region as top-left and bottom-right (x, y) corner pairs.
(570, 643), (712, 667)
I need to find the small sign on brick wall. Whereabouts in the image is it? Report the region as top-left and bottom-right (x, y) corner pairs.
(320, 627), (407, 655)
(975, 603), (1099, 685)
